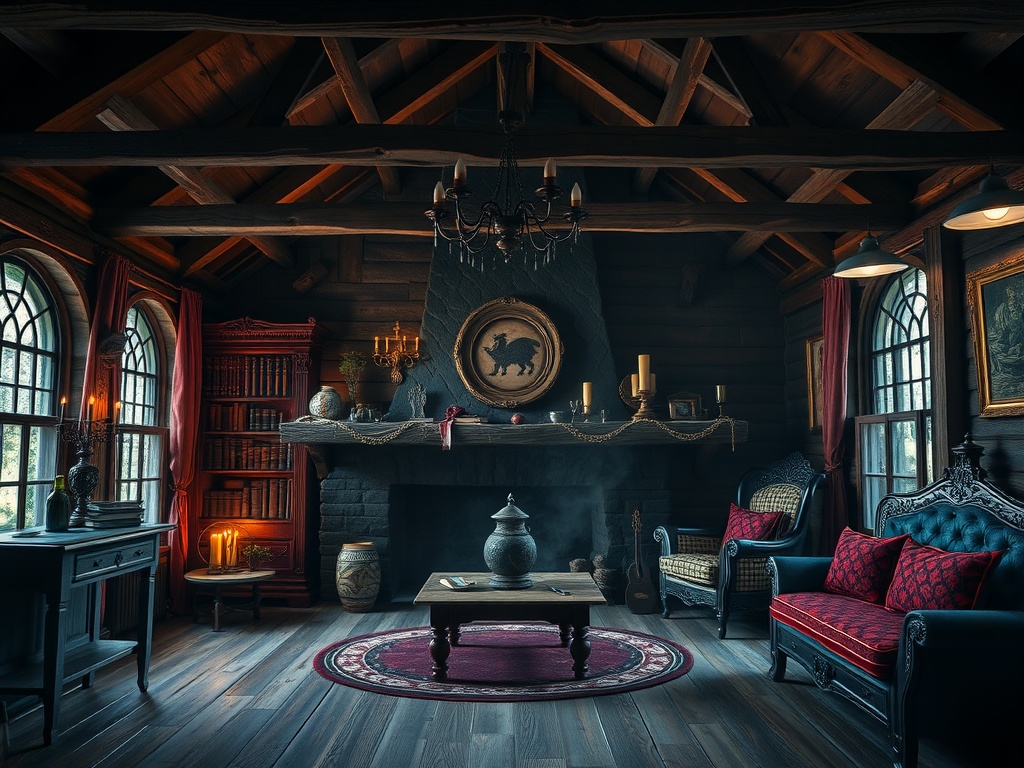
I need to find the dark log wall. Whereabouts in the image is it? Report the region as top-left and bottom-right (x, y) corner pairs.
(961, 229), (1024, 499)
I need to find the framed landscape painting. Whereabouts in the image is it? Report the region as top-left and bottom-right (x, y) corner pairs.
(967, 255), (1024, 417)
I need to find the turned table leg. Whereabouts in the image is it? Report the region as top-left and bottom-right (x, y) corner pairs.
(430, 623), (451, 680)
(569, 623), (591, 679)
(558, 622), (572, 647)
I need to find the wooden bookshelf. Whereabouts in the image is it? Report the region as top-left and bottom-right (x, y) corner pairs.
(193, 317), (328, 607)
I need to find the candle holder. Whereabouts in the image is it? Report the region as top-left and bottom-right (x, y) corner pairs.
(199, 523), (251, 574)
(716, 385), (727, 418)
(631, 389), (657, 421)
(58, 419), (114, 527)
(372, 321), (420, 384)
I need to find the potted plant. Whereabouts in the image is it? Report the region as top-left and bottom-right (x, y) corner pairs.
(338, 350), (368, 408)
(241, 544), (274, 571)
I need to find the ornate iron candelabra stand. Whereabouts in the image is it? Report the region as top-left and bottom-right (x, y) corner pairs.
(58, 419), (113, 527)
(373, 321), (420, 383)
(631, 389), (657, 421)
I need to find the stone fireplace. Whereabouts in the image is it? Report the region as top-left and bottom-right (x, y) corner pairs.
(317, 443), (675, 601)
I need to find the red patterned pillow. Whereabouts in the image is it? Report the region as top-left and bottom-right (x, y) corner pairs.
(824, 527), (910, 604)
(721, 502), (783, 547)
(885, 539), (1004, 612)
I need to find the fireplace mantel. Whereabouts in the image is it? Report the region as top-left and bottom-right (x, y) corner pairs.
(280, 417), (748, 479)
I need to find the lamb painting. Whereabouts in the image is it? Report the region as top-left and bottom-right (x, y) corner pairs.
(484, 333), (541, 376)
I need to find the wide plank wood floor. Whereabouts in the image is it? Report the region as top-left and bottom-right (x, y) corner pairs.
(2, 601), (1002, 767)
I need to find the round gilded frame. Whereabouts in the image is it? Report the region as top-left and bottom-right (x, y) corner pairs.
(454, 297), (563, 409)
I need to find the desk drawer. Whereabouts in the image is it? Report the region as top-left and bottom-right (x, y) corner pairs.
(73, 539), (156, 582)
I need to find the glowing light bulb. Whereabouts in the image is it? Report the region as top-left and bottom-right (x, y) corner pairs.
(983, 206), (1010, 220)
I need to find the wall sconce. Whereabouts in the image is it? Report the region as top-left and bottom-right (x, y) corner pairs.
(373, 322), (420, 383)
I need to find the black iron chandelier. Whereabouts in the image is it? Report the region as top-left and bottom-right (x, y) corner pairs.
(425, 45), (588, 269)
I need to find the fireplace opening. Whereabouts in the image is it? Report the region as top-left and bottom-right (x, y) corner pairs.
(388, 485), (602, 598)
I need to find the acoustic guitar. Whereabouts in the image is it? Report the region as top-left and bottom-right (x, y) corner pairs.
(625, 509), (658, 614)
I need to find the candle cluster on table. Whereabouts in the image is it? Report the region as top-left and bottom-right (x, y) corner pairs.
(208, 528), (243, 573)
(630, 355), (658, 420)
(372, 321), (420, 384)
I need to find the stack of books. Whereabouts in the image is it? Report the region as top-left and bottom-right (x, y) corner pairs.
(84, 500), (145, 529)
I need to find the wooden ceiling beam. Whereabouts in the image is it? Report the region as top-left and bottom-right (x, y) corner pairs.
(96, 95), (294, 271)
(93, 200), (909, 238)
(632, 37), (713, 194)
(724, 77), (941, 264)
(3, 2), (1023, 39)
(9, 123), (1023, 171)
(321, 36), (401, 196)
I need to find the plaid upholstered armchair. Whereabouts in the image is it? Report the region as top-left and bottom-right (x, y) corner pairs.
(654, 453), (825, 639)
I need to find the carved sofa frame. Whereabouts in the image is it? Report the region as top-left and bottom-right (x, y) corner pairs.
(768, 438), (1024, 768)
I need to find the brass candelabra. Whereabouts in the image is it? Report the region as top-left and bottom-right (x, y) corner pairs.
(373, 321), (420, 384)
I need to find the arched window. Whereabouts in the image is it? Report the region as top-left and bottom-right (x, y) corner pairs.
(116, 303), (167, 522)
(0, 256), (62, 531)
(855, 267), (933, 531)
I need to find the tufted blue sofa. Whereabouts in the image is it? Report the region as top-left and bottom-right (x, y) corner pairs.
(768, 437), (1024, 768)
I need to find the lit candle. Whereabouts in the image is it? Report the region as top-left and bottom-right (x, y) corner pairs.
(58, 395), (66, 425)
(384, 337), (389, 353)
(631, 374), (639, 397)
(433, 181), (445, 206)
(543, 158), (556, 185)
(87, 395), (95, 424)
(414, 336), (419, 352)
(582, 381), (593, 410)
(638, 355), (651, 392)
(571, 182), (582, 207)
(454, 158), (467, 186)
(716, 385), (727, 404)
(374, 336), (379, 354)
(210, 533), (221, 567)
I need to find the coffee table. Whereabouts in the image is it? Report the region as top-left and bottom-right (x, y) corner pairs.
(413, 571), (607, 681)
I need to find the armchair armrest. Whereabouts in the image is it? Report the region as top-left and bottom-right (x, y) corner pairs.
(767, 555), (832, 595)
(654, 525), (722, 557)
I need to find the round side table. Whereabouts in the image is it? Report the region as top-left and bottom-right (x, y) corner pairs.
(184, 569), (275, 632)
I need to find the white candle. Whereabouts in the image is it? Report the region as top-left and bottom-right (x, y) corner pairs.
(571, 182), (582, 207)
(543, 158), (556, 184)
(631, 374), (639, 397)
(638, 355), (651, 392)
(58, 396), (66, 425)
(86, 396), (95, 424)
(582, 382), (593, 409)
(454, 158), (467, 186)
(210, 533), (221, 567)
(433, 181), (445, 205)
(716, 385), (727, 404)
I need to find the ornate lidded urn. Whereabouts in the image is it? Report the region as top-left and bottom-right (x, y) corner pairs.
(483, 493), (537, 589)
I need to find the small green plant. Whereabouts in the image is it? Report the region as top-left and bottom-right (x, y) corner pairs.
(338, 350), (368, 403)
(242, 544), (273, 571)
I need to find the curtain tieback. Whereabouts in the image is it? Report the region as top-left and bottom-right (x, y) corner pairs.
(825, 461), (843, 473)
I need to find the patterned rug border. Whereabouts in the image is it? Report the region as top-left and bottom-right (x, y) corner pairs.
(313, 623), (694, 702)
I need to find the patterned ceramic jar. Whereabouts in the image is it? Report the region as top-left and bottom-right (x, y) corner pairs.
(336, 542), (381, 612)
(309, 385), (344, 420)
(483, 494), (536, 589)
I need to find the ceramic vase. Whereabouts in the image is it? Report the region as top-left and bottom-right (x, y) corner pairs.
(309, 385), (344, 420)
(336, 542), (381, 612)
(483, 494), (536, 589)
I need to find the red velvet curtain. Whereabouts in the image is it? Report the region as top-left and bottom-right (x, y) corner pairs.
(168, 288), (203, 615)
(820, 276), (851, 554)
(79, 251), (131, 421)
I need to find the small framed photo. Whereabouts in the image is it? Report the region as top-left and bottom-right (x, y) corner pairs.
(805, 335), (824, 430)
(668, 392), (702, 420)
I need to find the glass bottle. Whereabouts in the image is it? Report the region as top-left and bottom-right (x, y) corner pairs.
(45, 475), (71, 532)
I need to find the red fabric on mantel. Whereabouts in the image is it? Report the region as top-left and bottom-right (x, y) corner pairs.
(821, 275), (851, 554)
(168, 288), (203, 616)
(438, 405), (466, 450)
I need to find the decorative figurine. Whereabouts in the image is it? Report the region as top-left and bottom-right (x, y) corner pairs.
(409, 382), (427, 419)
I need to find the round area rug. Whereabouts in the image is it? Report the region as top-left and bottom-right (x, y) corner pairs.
(313, 623), (693, 702)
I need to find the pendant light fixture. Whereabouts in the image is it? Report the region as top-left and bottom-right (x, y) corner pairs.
(943, 172), (1024, 230)
(833, 233), (909, 279)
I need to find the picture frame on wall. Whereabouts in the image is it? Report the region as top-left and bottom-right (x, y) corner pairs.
(967, 255), (1024, 418)
(805, 335), (824, 430)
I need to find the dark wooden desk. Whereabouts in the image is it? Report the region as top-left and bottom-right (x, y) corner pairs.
(0, 523), (173, 745)
(413, 572), (607, 681)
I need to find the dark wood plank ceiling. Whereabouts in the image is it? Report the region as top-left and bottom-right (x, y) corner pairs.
(1, 2), (1022, 299)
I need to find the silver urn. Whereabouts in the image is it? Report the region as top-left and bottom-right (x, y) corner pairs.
(483, 493), (537, 589)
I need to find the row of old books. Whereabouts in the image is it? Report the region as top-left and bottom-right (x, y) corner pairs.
(202, 479), (291, 520)
(202, 438), (292, 471)
(84, 500), (144, 529)
(203, 355), (294, 398)
(206, 403), (285, 432)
